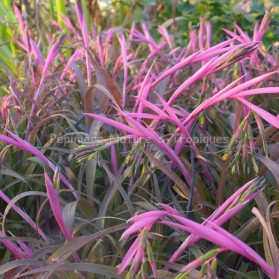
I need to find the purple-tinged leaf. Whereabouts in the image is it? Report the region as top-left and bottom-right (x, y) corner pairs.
(257, 9), (273, 41)
(181, 248), (223, 273)
(160, 218), (276, 278)
(120, 217), (160, 240)
(141, 23), (158, 52)
(152, 37), (239, 87)
(33, 37), (64, 102)
(62, 15), (80, 39)
(167, 57), (214, 106)
(253, 21), (259, 42)
(206, 22), (211, 48)
(13, 5), (31, 56)
(44, 171), (72, 240)
(168, 179), (262, 264)
(190, 28), (196, 53)
(97, 35), (105, 67)
(110, 144), (118, 174)
(203, 219), (277, 277)
(115, 109), (195, 190)
(26, 34), (65, 138)
(117, 235), (141, 275)
(128, 211), (167, 223)
(256, 155), (279, 188)
(1, 190), (49, 242)
(126, 112), (167, 120)
(156, 94), (212, 181)
(237, 97), (279, 129)
(158, 25), (172, 48)
(60, 49), (83, 81)
(137, 81), (152, 117)
(134, 97), (170, 119)
(158, 203), (180, 215)
(199, 18), (204, 50)
(133, 245), (144, 274)
(84, 113), (144, 137)
(182, 71), (278, 126)
(30, 39), (45, 65)
(1, 131), (79, 199)
(120, 33), (128, 106)
(232, 87), (279, 98)
(0, 232), (28, 259)
(234, 24), (251, 42)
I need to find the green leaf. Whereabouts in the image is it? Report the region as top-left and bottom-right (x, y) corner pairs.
(139, 0), (156, 5)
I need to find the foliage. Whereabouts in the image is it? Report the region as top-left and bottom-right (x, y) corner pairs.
(155, 0), (279, 44)
(0, 0), (17, 77)
(0, 1), (278, 279)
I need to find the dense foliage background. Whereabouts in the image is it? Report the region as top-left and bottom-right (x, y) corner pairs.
(0, 1), (278, 278)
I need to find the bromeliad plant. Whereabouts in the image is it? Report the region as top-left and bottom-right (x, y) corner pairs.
(117, 179), (279, 278)
(0, 1), (278, 278)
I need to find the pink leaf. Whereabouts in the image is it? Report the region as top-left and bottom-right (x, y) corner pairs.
(44, 171), (72, 240)
(237, 98), (279, 128)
